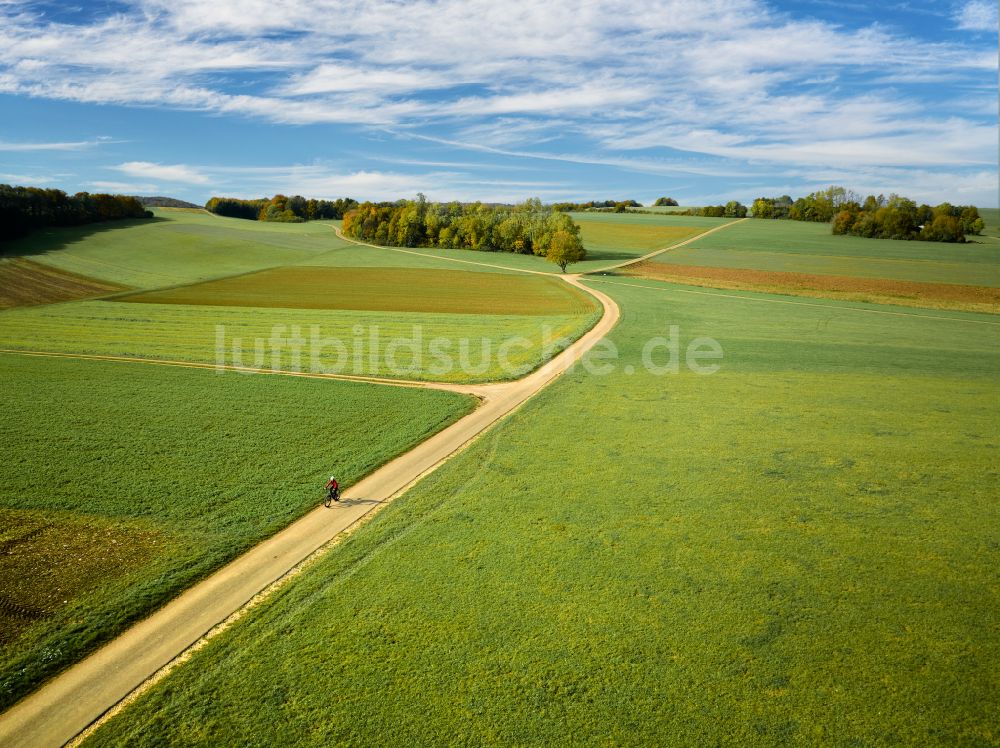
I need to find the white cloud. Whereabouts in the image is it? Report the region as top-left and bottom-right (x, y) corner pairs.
(0, 139), (103, 151)
(955, 1), (998, 31)
(0, 171), (60, 184)
(97, 161), (585, 203)
(113, 161), (210, 184)
(0, 0), (995, 201)
(279, 64), (449, 96)
(87, 180), (159, 193)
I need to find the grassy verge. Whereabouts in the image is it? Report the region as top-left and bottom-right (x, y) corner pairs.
(84, 278), (999, 745)
(0, 353), (474, 710)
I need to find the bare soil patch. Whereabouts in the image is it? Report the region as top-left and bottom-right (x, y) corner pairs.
(0, 259), (126, 309)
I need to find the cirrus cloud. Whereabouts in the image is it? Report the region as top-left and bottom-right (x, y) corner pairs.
(0, 0), (995, 204)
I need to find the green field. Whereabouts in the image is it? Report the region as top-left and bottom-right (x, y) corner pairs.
(1, 210), (354, 289)
(290, 236), (523, 275)
(0, 353), (474, 710)
(656, 218), (1000, 286)
(117, 267), (596, 316)
(0, 211), (603, 383)
(978, 207), (1000, 241)
(570, 212), (730, 271)
(85, 278), (1000, 745)
(630, 205), (700, 214)
(0, 300), (599, 383)
(571, 212), (718, 265)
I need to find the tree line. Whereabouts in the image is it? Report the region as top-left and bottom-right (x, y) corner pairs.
(342, 196), (587, 271)
(751, 186), (984, 242)
(551, 199), (641, 213)
(0, 184), (152, 242)
(205, 194), (359, 222)
(674, 201), (748, 218)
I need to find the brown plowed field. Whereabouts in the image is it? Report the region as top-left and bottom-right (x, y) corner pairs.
(0, 258), (126, 309)
(627, 261), (1000, 313)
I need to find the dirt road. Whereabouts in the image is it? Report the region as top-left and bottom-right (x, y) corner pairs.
(0, 276), (619, 748)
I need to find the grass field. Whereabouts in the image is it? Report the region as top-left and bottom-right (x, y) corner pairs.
(0, 258), (125, 309)
(0, 353), (474, 710)
(574, 219), (707, 262)
(2, 211), (355, 289)
(291, 238), (523, 275)
(654, 218), (1000, 287)
(84, 278), (999, 745)
(0, 212), (603, 383)
(629, 205), (700, 214)
(0, 299), (600, 383)
(1, 209), (716, 288)
(117, 267), (596, 316)
(571, 212), (730, 271)
(979, 207), (1000, 241)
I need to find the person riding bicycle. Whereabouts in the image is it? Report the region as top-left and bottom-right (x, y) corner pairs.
(325, 476), (340, 503)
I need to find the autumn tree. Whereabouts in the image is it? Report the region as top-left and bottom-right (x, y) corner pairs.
(546, 230), (586, 272)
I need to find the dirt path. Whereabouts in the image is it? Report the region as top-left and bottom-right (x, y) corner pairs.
(0, 276), (619, 748)
(590, 217), (750, 273)
(329, 218), (748, 276)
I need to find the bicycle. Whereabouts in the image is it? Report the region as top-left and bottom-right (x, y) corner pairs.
(323, 486), (341, 508)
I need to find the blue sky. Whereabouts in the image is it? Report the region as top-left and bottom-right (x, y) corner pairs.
(0, 0), (997, 206)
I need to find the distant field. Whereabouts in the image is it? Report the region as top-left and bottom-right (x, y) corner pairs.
(0, 258), (125, 309)
(86, 277), (1000, 745)
(979, 207), (1000, 241)
(630, 205), (699, 214)
(576, 222), (704, 258)
(573, 210), (734, 229)
(118, 267), (596, 316)
(656, 218), (1000, 287)
(629, 261), (1000, 313)
(323, 213), (725, 275)
(572, 211), (731, 270)
(0, 353), (474, 711)
(292, 235), (523, 275)
(0, 300), (600, 383)
(4, 210), (351, 288)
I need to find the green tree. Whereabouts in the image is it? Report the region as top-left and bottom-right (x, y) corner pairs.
(546, 230), (586, 272)
(751, 198), (774, 218)
(723, 200), (747, 218)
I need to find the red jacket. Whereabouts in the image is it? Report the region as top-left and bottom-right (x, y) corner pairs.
(325, 478), (339, 491)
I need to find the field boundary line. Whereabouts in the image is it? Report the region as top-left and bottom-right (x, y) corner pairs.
(586, 277), (1000, 326)
(0, 278), (619, 748)
(0, 349), (488, 394)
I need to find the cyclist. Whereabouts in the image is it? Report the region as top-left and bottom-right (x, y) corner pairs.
(324, 476), (340, 504)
